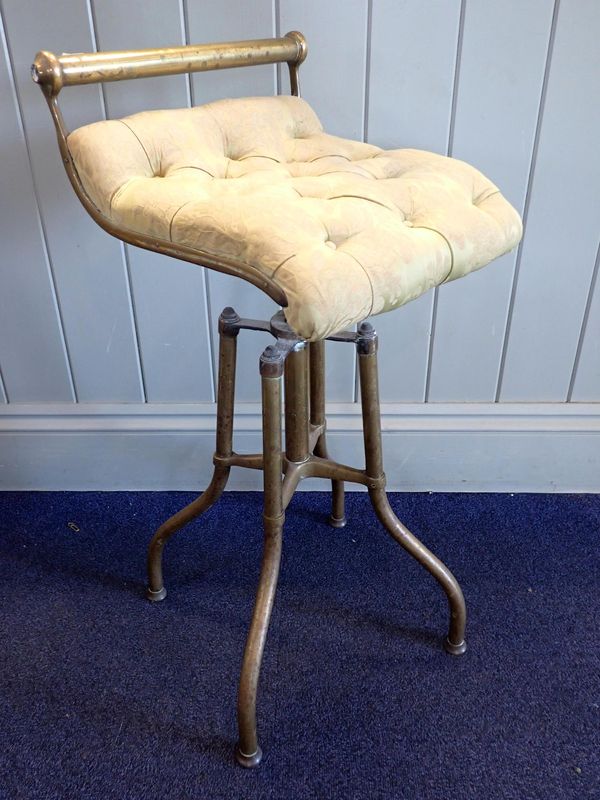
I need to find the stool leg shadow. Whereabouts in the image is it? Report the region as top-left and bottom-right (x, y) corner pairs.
(357, 322), (467, 656)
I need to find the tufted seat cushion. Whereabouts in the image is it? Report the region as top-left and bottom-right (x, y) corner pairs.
(67, 95), (522, 341)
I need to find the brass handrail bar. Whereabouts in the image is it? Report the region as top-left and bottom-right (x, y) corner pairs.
(32, 32), (307, 96)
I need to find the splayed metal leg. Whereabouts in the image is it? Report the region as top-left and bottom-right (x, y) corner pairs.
(145, 307), (239, 601)
(235, 341), (289, 767)
(356, 322), (467, 656)
(145, 307), (468, 767)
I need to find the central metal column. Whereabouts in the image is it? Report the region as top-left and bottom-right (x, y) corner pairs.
(284, 345), (310, 463)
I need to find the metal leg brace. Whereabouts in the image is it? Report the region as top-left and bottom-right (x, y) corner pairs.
(146, 307), (467, 767)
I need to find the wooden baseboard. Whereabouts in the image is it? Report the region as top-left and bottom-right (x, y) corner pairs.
(1, 402), (598, 491)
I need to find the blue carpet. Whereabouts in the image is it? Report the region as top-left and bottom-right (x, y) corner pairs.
(0, 491), (598, 799)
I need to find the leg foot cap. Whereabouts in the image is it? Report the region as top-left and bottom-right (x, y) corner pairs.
(146, 586), (167, 603)
(444, 638), (467, 656)
(235, 744), (262, 768)
(328, 515), (347, 529)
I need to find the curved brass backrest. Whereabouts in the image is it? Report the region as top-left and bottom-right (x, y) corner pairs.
(30, 34), (308, 306)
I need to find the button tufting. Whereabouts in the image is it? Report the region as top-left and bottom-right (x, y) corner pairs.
(68, 94), (523, 341)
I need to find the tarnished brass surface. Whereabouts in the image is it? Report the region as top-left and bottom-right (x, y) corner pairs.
(236, 342), (286, 768)
(284, 346), (309, 463)
(144, 308), (468, 766)
(32, 33), (307, 94)
(33, 28), (467, 769)
(146, 307), (239, 600)
(309, 340), (346, 527)
(356, 322), (467, 656)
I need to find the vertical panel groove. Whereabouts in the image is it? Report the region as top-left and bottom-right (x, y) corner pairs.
(273, 0), (281, 94)
(202, 270), (217, 403)
(119, 242), (149, 402)
(363, 0), (373, 143)
(567, 237), (600, 401)
(446, 0), (466, 157)
(494, 0), (561, 402)
(0, 361), (8, 403)
(87, 0), (147, 401)
(424, 0), (466, 402)
(0, 5), (77, 402)
(354, 0), (374, 404)
(179, 0), (194, 106)
(85, 1), (108, 117)
(179, 0), (216, 401)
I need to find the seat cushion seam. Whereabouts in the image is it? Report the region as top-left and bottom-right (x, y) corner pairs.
(328, 194), (396, 213)
(169, 199), (197, 241)
(473, 188), (501, 205)
(173, 164), (215, 178)
(237, 154), (281, 164)
(271, 253), (298, 281)
(309, 154), (352, 163)
(344, 251), (376, 318)
(117, 120), (154, 173)
(412, 225), (455, 283)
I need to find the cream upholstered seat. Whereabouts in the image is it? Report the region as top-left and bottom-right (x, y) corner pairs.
(68, 95), (522, 341)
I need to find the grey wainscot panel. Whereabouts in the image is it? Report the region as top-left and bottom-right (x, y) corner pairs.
(367, 0), (462, 401)
(428, 0), (556, 402)
(0, 8), (73, 402)
(3, 0), (145, 401)
(90, 0), (214, 402)
(499, 0), (600, 401)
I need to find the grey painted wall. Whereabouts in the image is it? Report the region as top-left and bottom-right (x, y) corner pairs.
(0, 0), (598, 490)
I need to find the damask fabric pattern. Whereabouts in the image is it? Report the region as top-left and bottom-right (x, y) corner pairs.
(68, 95), (522, 341)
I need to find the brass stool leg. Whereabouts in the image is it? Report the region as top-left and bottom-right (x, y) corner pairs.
(356, 323), (467, 655)
(309, 340), (346, 527)
(236, 343), (286, 768)
(146, 307), (239, 601)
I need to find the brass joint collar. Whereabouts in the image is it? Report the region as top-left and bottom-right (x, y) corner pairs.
(285, 31), (308, 65)
(31, 51), (63, 96)
(263, 512), (285, 525)
(260, 338), (302, 377)
(366, 473), (386, 490)
(356, 321), (378, 355)
(218, 306), (241, 337)
(260, 344), (286, 378)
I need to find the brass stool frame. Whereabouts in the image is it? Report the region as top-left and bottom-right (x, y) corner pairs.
(147, 307), (467, 767)
(32, 33), (466, 769)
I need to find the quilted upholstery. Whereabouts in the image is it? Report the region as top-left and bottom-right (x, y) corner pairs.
(67, 95), (522, 341)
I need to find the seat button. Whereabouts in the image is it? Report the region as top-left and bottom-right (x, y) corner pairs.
(325, 240), (337, 249)
(405, 220), (413, 227)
